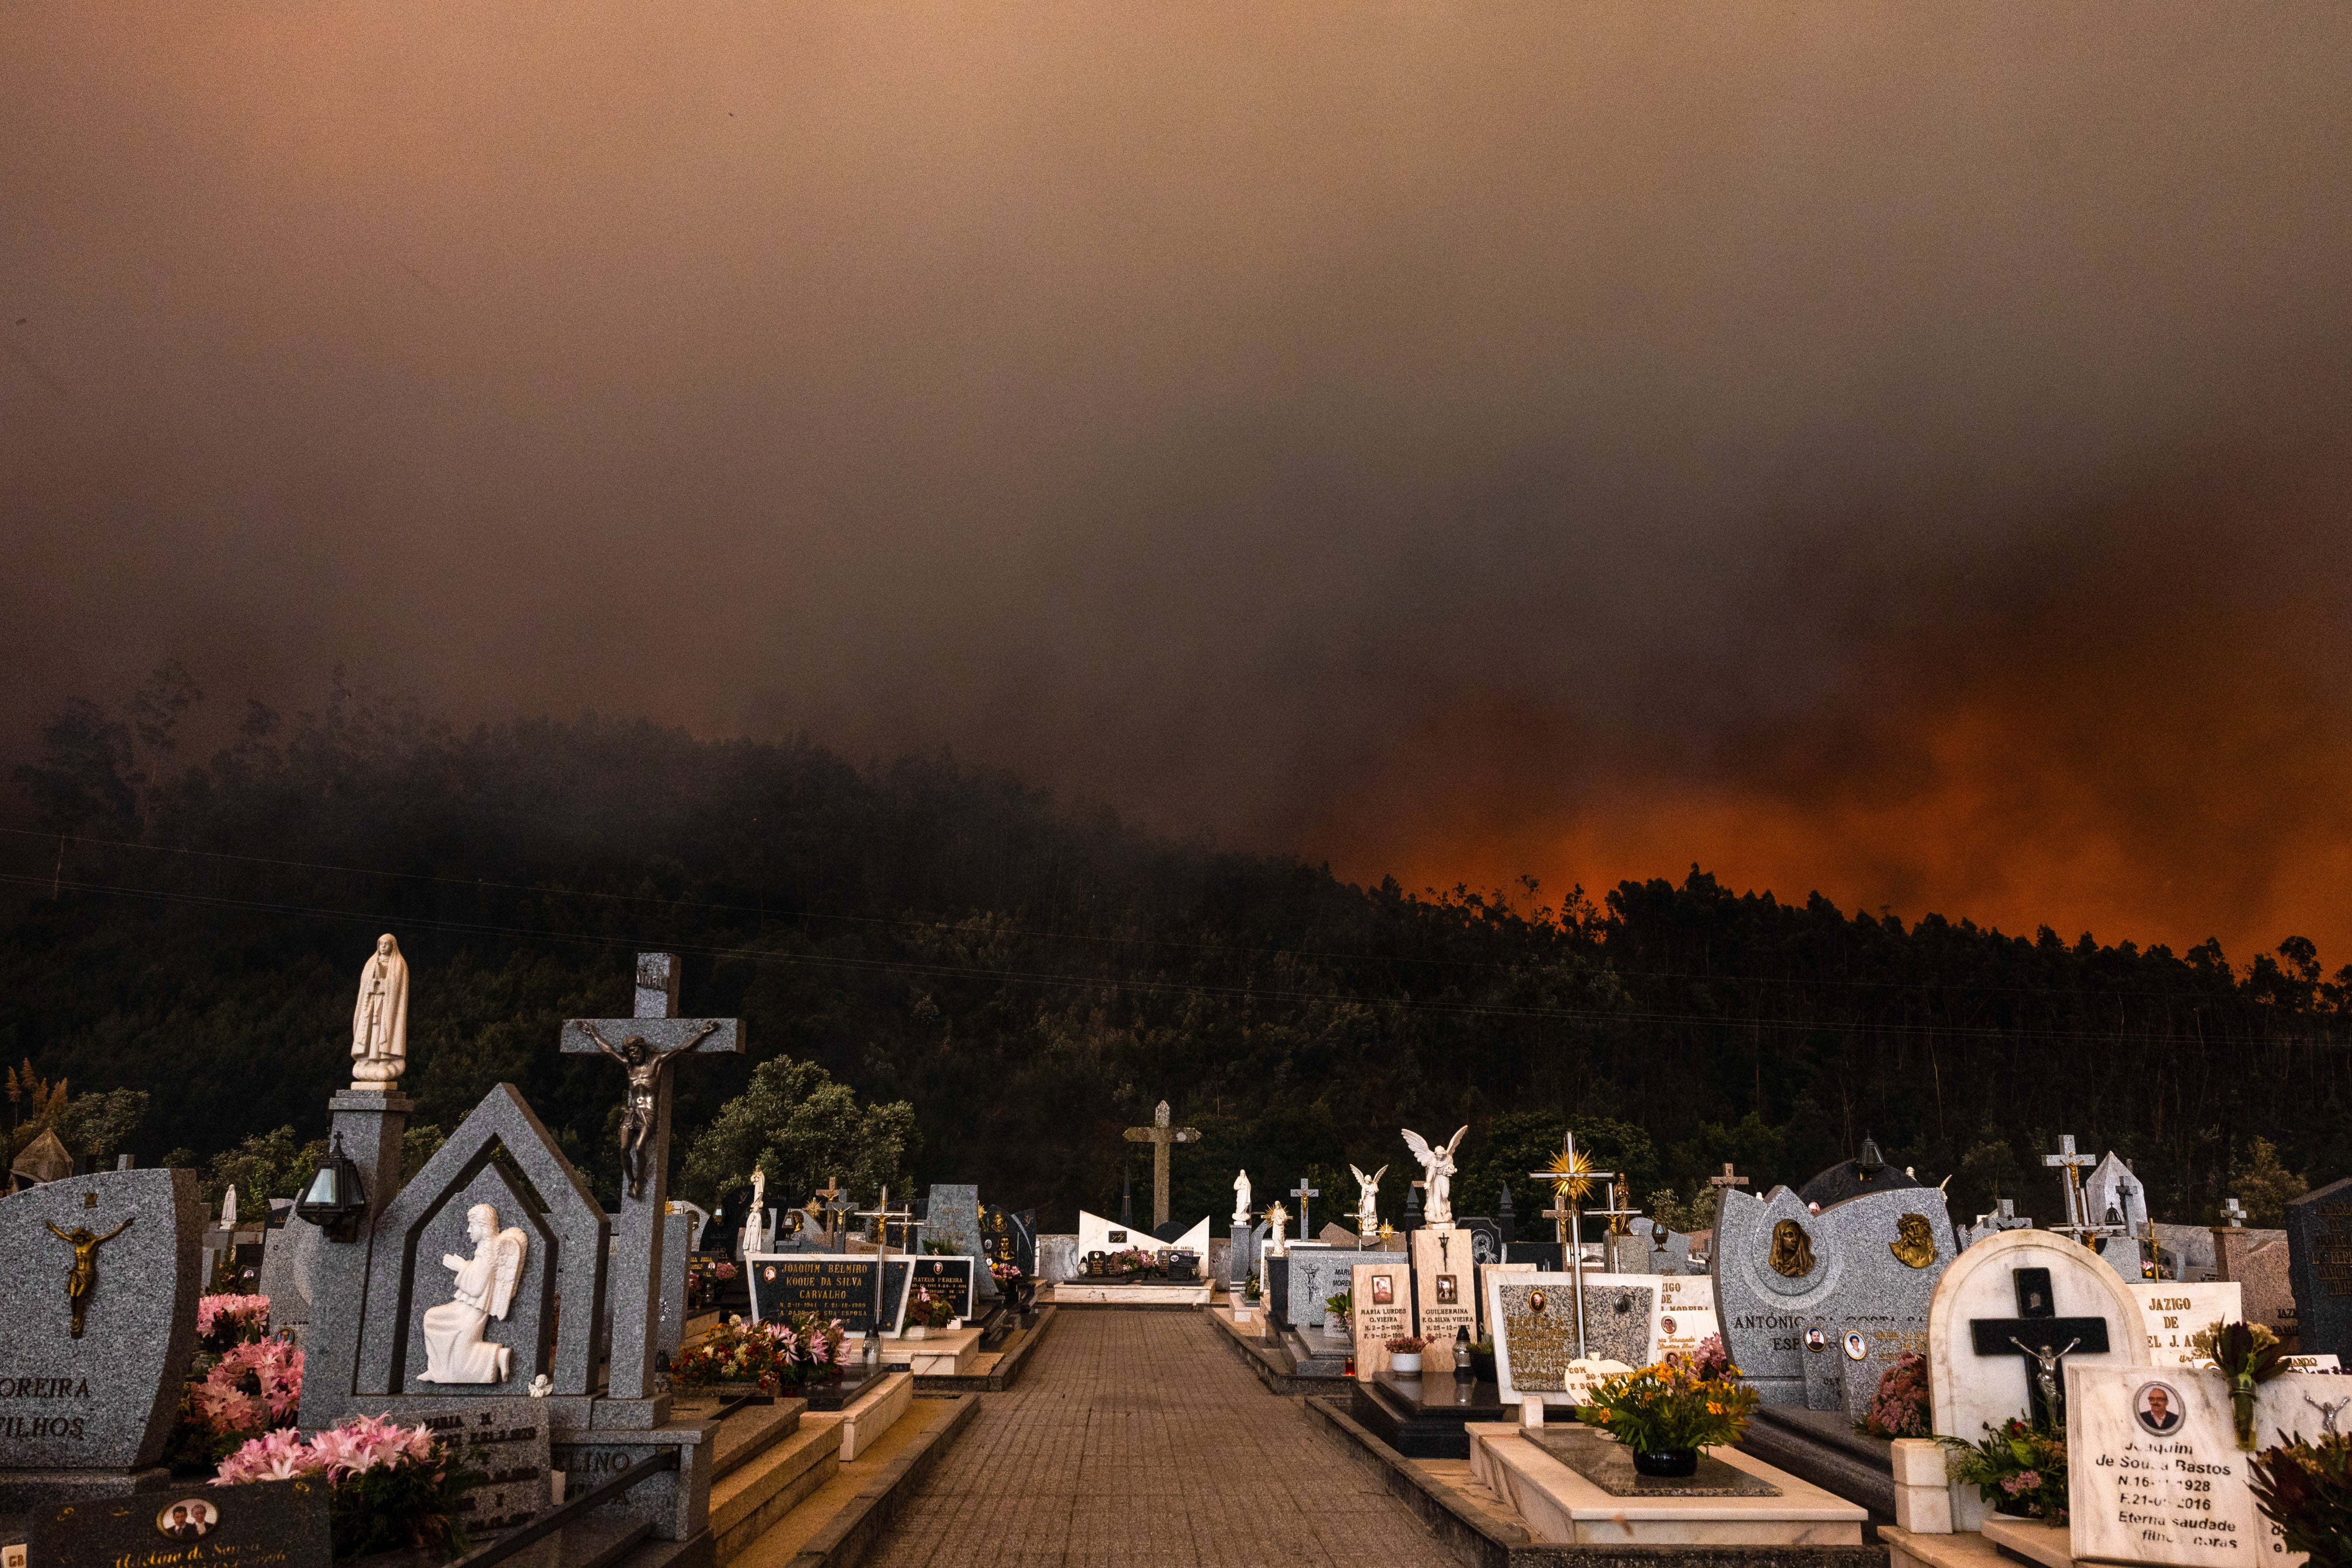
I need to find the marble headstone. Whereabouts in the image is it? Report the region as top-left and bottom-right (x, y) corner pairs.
(1460, 1217), (1503, 1267)
(1035, 1234), (1080, 1283)
(1287, 1248), (1393, 1331)
(2132, 1281), (2243, 1370)
(1076, 1208), (1209, 1258)
(2287, 1176), (2352, 1363)
(1924, 1228), (2149, 1533)
(746, 1253), (913, 1335)
(908, 1254), (975, 1319)
(29, 1474), (331, 1568)
(1411, 1227), (1479, 1346)
(1349, 1261), (1413, 1382)
(1713, 1184), (1957, 1408)
(2063, 1364), (2338, 1565)
(0, 1170), (201, 1477)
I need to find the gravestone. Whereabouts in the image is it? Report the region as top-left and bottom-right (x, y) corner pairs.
(254, 1212), (319, 1339)
(2131, 1280), (2243, 1369)
(1035, 1234), (1080, 1283)
(0, 1168), (201, 1509)
(1645, 1226), (1706, 1275)
(1505, 1239), (1568, 1271)
(1411, 1227), (1479, 1347)
(2149, 1221), (2215, 1281)
(27, 1473), (330, 1568)
(2215, 1225), (2298, 1345)
(923, 1183), (989, 1297)
(1712, 1183), (1957, 1407)
(908, 1254), (975, 1319)
(1460, 1216), (1503, 1268)
(1485, 1272), (1656, 1406)
(404, 1398), (553, 1533)
(667, 1198), (710, 1252)
(1794, 1137), (1920, 1211)
(2082, 1151), (2154, 1280)
(1317, 1223), (1359, 1248)
(1077, 1208), (1208, 1258)
(981, 1205), (1035, 1277)
(2287, 1175), (2352, 1363)
(1924, 1228), (2149, 1533)
(1349, 1261), (1413, 1381)
(746, 1254), (914, 1335)
(1287, 1248), (1393, 1331)
(1961, 1197), (2032, 1250)
(2064, 1364), (2340, 1564)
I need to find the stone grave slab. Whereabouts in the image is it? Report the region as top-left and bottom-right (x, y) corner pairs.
(2063, 1363), (2342, 1564)
(746, 1253), (913, 1335)
(1645, 1228), (1707, 1275)
(28, 1474), (331, 1567)
(1287, 1248), (1393, 1332)
(1529, 1427), (1781, 1498)
(2214, 1225), (2296, 1345)
(1924, 1228), (2149, 1533)
(254, 1212), (318, 1332)
(1713, 1183), (1956, 1407)
(1349, 1261), (1413, 1381)
(2150, 1222), (2215, 1281)
(2288, 1175), (2352, 1362)
(1486, 1272), (1657, 1406)
(1803, 1314), (1930, 1427)
(1412, 1227), (1479, 1347)
(0, 1169), (200, 1473)
(1076, 1208), (1207, 1257)
(907, 1254), (975, 1319)
(404, 1397), (553, 1534)
(981, 1205), (1035, 1278)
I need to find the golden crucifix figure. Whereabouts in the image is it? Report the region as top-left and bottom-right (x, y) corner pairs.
(46, 1214), (134, 1339)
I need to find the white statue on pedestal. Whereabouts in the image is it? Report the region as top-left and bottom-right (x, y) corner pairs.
(1401, 1125), (1468, 1228)
(1349, 1164), (1386, 1238)
(420, 1203), (526, 1383)
(351, 934), (409, 1091)
(1232, 1170), (1252, 1224)
(1264, 1200), (1289, 1258)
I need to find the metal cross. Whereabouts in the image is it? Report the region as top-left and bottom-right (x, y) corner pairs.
(2044, 1135), (2098, 1245)
(856, 1186), (918, 1339)
(1593, 1175), (1642, 1237)
(1532, 1131), (1592, 1360)
(1289, 1177), (1320, 1239)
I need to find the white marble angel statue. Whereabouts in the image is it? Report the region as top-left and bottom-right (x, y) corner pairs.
(1232, 1169), (1252, 1224)
(351, 934), (409, 1090)
(420, 1202), (527, 1383)
(1400, 1126), (1468, 1227)
(1349, 1164), (1387, 1237)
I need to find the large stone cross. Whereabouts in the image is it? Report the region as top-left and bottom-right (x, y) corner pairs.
(1967, 1264), (2112, 1431)
(562, 952), (742, 1406)
(2218, 1196), (2249, 1229)
(1122, 1100), (1200, 1230)
(2044, 1135), (2098, 1244)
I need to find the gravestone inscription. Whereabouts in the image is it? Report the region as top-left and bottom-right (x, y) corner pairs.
(1349, 1261), (1413, 1382)
(909, 1254), (975, 1319)
(28, 1475), (331, 1568)
(1412, 1226), (1479, 1347)
(1485, 1272), (1653, 1406)
(747, 1254), (913, 1335)
(1286, 1248), (1394, 1332)
(404, 1398), (553, 1533)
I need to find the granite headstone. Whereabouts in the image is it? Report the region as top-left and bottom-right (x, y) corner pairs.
(28, 1475), (331, 1568)
(403, 1398), (553, 1533)
(0, 1169), (201, 1476)
(2288, 1176), (2352, 1362)
(746, 1254), (913, 1335)
(1286, 1248), (1394, 1332)
(2216, 1225), (2298, 1346)
(1485, 1272), (1655, 1406)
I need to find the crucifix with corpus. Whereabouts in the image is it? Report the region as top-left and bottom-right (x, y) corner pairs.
(856, 1187), (920, 1346)
(2044, 1135), (2099, 1246)
(1968, 1265), (2112, 1431)
(1123, 1100), (1200, 1231)
(562, 952), (743, 1406)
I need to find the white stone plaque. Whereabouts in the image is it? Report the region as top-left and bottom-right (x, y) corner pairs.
(2063, 1364), (2339, 1566)
(1350, 1262), (1413, 1381)
(2130, 1281), (2243, 1369)
(1412, 1227), (1479, 1351)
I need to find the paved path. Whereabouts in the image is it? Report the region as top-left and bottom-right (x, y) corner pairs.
(866, 1310), (1454, 1568)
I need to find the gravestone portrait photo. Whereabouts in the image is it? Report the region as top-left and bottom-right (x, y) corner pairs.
(2134, 1380), (2185, 1434)
(155, 1499), (215, 1540)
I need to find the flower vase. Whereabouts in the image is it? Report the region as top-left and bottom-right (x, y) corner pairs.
(906, 1324), (927, 1341)
(1631, 1449), (1699, 1479)
(2231, 1373), (2258, 1451)
(1391, 1352), (1422, 1374)
(947, 1318), (962, 1332)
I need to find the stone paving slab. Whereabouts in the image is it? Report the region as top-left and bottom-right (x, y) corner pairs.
(863, 1309), (1459, 1568)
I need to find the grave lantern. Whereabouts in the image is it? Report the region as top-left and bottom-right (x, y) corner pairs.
(294, 1131), (369, 1241)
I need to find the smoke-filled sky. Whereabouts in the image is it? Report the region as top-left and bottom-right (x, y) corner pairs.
(7, 5), (2352, 962)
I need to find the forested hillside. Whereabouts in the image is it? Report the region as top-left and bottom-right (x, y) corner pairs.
(3, 670), (2344, 1231)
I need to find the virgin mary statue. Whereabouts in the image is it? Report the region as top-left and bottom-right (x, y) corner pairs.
(420, 1203), (527, 1383)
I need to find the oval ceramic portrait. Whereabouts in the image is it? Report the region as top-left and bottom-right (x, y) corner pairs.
(1843, 1331), (1867, 1360)
(2134, 1381), (2186, 1435)
(155, 1498), (218, 1540)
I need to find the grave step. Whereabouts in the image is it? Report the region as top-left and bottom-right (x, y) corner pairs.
(725, 1393), (977, 1568)
(706, 1415), (844, 1563)
(694, 1399), (805, 1483)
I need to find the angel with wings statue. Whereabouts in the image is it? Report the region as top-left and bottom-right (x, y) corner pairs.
(421, 1202), (528, 1383)
(1401, 1126), (1468, 1227)
(1350, 1164), (1387, 1238)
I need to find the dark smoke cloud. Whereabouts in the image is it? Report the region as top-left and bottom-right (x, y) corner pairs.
(5, 4), (2351, 958)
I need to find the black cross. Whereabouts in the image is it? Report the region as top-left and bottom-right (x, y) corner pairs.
(1968, 1266), (2110, 1431)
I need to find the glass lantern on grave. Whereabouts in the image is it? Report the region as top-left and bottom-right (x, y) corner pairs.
(294, 1131), (369, 1242)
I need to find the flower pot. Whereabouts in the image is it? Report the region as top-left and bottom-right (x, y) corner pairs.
(1631, 1449), (1700, 1478)
(947, 1318), (962, 1332)
(905, 1324), (927, 1341)
(1471, 1349), (1496, 1383)
(1391, 1353), (1423, 1374)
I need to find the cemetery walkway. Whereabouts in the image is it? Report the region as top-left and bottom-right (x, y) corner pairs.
(863, 1309), (1455, 1568)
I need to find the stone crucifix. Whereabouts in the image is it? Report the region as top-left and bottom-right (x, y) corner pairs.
(1122, 1100), (1200, 1230)
(1290, 1177), (1320, 1239)
(562, 952), (742, 1406)
(2044, 1135), (2098, 1246)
